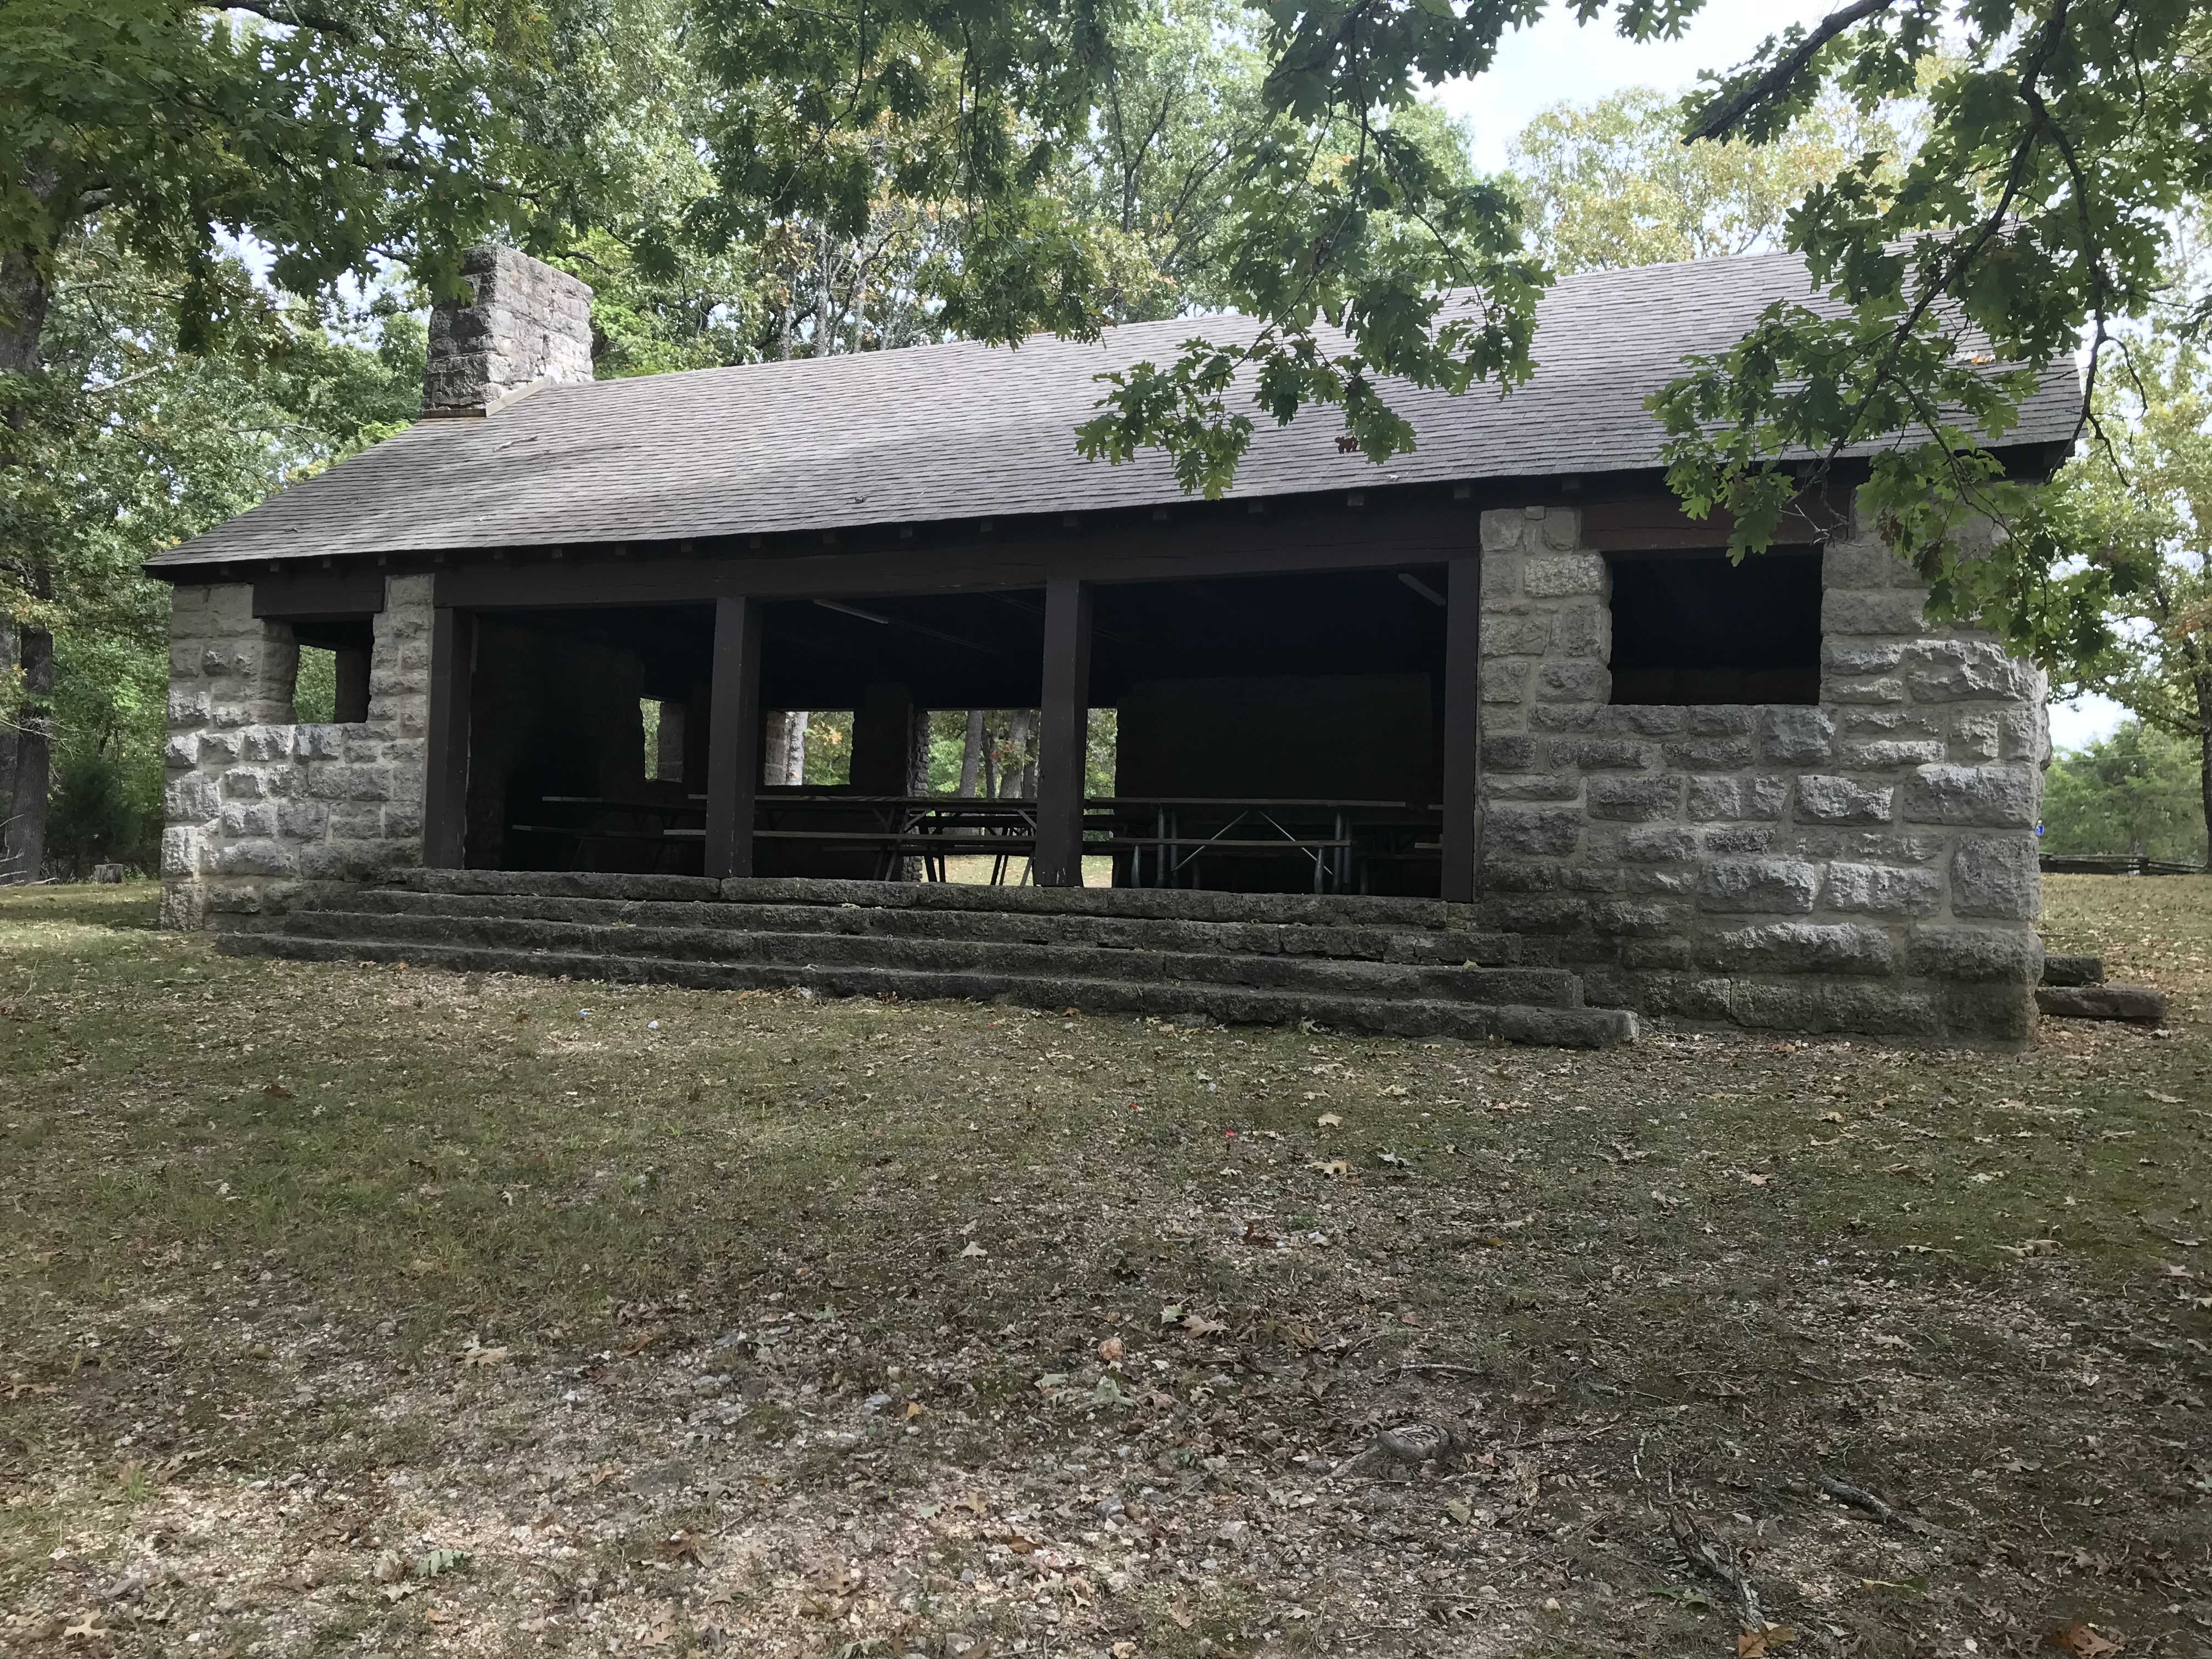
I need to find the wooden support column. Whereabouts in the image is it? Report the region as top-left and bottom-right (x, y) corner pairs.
(422, 607), (475, 868)
(1034, 575), (1093, 888)
(332, 645), (371, 724)
(1440, 555), (1483, 905)
(703, 595), (764, 879)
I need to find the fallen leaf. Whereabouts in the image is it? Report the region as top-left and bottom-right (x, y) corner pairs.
(2147, 1091), (2182, 1105)
(1741, 1171), (1773, 1186)
(2047, 1621), (2123, 1656)
(261, 1082), (295, 1099)
(1819, 1111), (1845, 1124)
(1007, 1534), (1037, 1555)
(1169, 1598), (1194, 1629)
(1182, 1315), (1229, 1339)
(1097, 1335), (1124, 1365)
(904, 1400), (926, 1420)
(1738, 1626), (1798, 1657)
(959, 1240), (988, 1259)
(459, 1339), (509, 1368)
(62, 1612), (109, 1640)
(1317, 1113), (1342, 1128)
(1308, 1159), (1351, 1178)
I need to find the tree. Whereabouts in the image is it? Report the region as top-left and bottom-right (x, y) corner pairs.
(2041, 721), (2208, 867)
(2050, 301), (2212, 868)
(1643, 0), (2212, 667)
(1509, 84), (1914, 275)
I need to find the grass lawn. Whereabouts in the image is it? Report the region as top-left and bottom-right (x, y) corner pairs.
(1, 876), (2207, 1658)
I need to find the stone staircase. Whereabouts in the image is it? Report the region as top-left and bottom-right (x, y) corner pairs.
(217, 872), (1637, 1048)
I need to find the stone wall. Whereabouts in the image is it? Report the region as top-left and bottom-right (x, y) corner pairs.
(1477, 504), (2047, 1043)
(161, 577), (435, 928)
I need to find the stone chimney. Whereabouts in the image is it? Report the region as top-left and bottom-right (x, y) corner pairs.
(421, 245), (594, 416)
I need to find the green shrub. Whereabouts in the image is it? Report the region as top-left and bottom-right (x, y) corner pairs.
(46, 746), (161, 878)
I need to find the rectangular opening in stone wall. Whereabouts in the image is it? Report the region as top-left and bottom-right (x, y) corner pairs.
(286, 618), (374, 722)
(1607, 549), (1821, 704)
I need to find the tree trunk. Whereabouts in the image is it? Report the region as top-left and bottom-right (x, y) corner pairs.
(982, 716), (999, 800)
(1001, 711), (1033, 798)
(957, 710), (983, 798)
(5, 601), (53, 885)
(2197, 676), (2212, 872)
(2, 240), (53, 884)
(0, 623), (17, 870)
(763, 710), (809, 786)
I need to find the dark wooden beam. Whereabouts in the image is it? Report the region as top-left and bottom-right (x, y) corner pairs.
(1032, 575), (1093, 888)
(422, 608), (475, 868)
(427, 498), (1485, 611)
(253, 568), (387, 619)
(1439, 556), (1482, 906)
(703, 595), (764, 879)
(1579, 496), (1831, 552)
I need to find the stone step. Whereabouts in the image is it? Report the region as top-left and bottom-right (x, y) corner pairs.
(218, 930), (1637, 1048)
(297, 887), (1530, 966)
(255, 908), (1585, 1006)
(381, 868), (1471, 930)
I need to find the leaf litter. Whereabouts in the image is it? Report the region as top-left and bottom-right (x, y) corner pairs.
(0, 876), (2205, 1656)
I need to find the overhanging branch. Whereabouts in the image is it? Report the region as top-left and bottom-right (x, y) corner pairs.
(1684, 0), (1899, 143)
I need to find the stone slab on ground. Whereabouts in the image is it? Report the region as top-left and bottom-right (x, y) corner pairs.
(2040, 953), (2106, 986)
(2035, 983), (2167, 1023)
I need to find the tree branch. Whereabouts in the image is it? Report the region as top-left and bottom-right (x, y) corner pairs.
(1684, 0), (1900, 144)
(216, 0), (359, 41)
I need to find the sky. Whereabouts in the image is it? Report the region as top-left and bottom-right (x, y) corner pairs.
(1429, 0), (2130, 754)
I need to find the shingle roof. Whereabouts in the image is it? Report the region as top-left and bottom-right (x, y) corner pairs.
(146, 250), (2083, 569)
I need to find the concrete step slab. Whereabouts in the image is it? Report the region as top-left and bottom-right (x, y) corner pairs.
(288, 887), (1526, 966)
(382, 868), (1472, 930)
(218, 930), (1635, 1048)
(260, 909), (1584, 1006)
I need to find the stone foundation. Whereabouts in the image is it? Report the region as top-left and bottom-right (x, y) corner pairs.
(161, 577), (434, 928)
(1476, 503), (2047, 1043)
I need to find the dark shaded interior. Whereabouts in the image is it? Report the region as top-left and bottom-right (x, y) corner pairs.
(1607, 549), (1822, 705)
(446, 568), (1451, 891)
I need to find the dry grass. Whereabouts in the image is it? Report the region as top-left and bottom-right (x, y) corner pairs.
(1, 875), (2207, 1659)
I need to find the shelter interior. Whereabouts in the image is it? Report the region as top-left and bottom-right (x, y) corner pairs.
(415, 566), (1455, 894)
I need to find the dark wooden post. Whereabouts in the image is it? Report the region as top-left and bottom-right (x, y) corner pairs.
(1440, 555), (1483, 905)
(703, 595), (764, 879)
(1034, 575), (1093, 887)
(422, 607), (475, 868)
(333, 644), (371, 724)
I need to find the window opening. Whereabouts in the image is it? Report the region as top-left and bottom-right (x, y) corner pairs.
(1607, 549), (1821, 705)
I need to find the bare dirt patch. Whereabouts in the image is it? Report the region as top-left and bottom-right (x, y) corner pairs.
(2, 876), (2207, 1658)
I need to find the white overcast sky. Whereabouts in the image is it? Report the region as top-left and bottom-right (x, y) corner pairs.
(1431, 0), (2125, 753)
